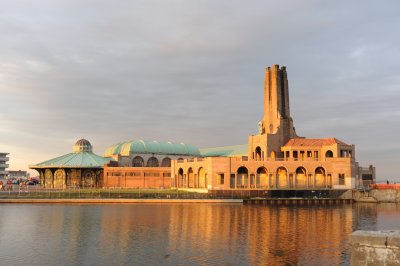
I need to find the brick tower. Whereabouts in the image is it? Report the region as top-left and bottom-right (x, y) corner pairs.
(248, 65), (299, 161)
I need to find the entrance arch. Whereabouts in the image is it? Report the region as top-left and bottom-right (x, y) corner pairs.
(45, 169), (53, 188)
(276, 167), (287, 188)
(198, 167), (206, 188)
(257, 167), (268, 188)
(295, 167), (307, 188)
(315, 167), (326, 188)
(188, 168), (194, 188)
(237, 167), (248, 188)
(178, 168), (184, 188)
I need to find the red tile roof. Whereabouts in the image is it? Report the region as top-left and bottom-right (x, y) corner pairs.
(283, 138), (348, 148)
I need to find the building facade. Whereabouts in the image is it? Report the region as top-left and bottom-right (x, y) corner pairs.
(0, 153), (9, 179)
(171, 65), (375, 190)
(30, 139), (111, 188)
(102, 140), (200, 188)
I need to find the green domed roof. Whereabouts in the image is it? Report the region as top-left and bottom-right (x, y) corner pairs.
(104, 140), (201, 157)
(30, 139), (112, 169)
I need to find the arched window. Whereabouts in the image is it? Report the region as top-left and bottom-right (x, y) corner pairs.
(147, 157), (159, 167)
(188, 168), (194, 188)
(325, 150), (333, 158)
(255, 146), (262, 161)
(132, 156), (144, 167)
(161, 157), (171, 167)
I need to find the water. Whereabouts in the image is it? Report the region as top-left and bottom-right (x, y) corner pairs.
(0, 203), (398, 266)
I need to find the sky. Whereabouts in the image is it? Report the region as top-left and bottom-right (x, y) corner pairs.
(0, 0), (399, 182)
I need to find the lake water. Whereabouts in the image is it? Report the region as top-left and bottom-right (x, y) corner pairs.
(0, 203), (398, 266)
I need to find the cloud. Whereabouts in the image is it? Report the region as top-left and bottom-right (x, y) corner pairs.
(0, 0), (400, 180)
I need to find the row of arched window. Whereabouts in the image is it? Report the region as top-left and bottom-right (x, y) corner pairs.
(132, 156), (173, 167)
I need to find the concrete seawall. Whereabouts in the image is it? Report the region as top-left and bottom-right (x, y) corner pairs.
(0, 199), (243, 204)
(350, 230), (400, 265)
(353, 189), (400, 203)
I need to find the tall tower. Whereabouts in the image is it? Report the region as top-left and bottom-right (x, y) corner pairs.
(249, 64), (298, 160)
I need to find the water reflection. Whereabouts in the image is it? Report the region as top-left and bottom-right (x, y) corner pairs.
(0, 203), (398, 266)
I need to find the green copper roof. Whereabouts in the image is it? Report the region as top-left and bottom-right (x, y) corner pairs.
(200, 144), (248, 157)
(104, 140), (201, 157)
(30, 151), (112, 169)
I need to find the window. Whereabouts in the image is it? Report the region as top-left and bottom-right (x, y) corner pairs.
(217, 173), (224, 185)
(339, 174), (345, 185)
(307, 151), (312, 158)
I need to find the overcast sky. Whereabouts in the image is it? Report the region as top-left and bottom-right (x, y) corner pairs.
(1, 0), (399, 181)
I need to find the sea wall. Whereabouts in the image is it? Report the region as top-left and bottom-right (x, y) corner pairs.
(353, 189), (400, 203)
(350, 230), (400, 266)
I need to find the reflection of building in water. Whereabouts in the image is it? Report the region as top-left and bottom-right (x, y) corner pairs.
(30, 139), (111, 188)
(165, 204), (354, 265)
(172, 65), (376, 190)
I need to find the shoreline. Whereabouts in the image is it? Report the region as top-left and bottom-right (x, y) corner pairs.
(0, 198), (243, 204)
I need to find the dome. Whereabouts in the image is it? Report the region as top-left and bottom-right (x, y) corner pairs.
(104, 140), (201, 157)
(73, 139), (93, 153)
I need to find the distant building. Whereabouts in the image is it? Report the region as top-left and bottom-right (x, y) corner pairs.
(8, 170), (29, 179)
(0, 153), (9, 179)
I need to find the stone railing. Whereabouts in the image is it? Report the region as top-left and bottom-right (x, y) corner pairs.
(350, 230), (400, 265)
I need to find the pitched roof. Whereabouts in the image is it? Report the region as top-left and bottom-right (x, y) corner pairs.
(30, 152), (112, 169)
(200, 144), (248, 157)
(283, 138), (348, 148)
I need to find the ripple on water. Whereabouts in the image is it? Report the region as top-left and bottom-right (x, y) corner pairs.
(0, 203), (398, 266)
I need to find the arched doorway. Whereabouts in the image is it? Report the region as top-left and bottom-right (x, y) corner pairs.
(45, 169), (53, 188)
(325, 150), (333, 158)
(53, 169), (66, 189)
(276, 167), (287, 188)
(237, 167), (248, 188)
(82, 170), (96, 188)
(178, 168), (184, 187)
(132, 156), (144, 167)
(147, 157), (159, 167)
(188, 168), (194, 188)
(255, 146), (262, 161)
(257, 167), (268, 188)
(198, 167), (206, 188)
(295, 167), (307, 188)
(161, 157), (171, 167)
(315, 167), (326, 188)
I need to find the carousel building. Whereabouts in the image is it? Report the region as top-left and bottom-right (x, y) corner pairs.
(30, 139), (112, 188)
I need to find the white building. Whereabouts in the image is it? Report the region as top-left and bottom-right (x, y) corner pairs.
(0, 153), (9, 179)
